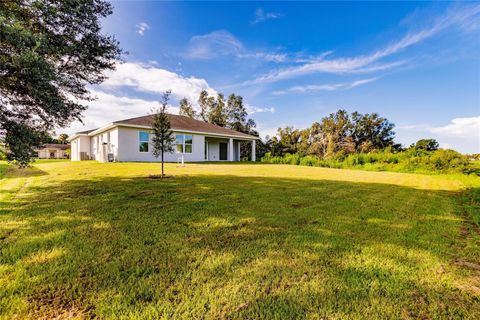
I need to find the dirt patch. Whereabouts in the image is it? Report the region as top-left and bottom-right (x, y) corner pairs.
(455, 260), (480, 271)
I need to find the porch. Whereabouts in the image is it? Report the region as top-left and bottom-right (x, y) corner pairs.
(204, 137), (256, 162)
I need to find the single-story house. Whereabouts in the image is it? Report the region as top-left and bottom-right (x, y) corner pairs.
(35, 144), (70, 159)
(68, 114), (259, 162)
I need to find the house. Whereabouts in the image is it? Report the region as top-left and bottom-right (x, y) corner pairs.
(35, 144), (70, 159)
(68, 114), (259, 162)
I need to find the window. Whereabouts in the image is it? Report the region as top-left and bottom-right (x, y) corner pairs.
(176, 134), (193, 154)
(139, 131), (149, 152)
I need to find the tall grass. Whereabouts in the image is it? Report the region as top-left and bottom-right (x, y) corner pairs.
(261, 148), (476, 175)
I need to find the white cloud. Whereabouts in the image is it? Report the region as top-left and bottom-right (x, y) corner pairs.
(135, 22), (150, 36)
(65, 90), (179, 135)
(63, 62), (275, 135)
(396, 116), (480, 153)
(273, 78), (378, 95)
(430, 116), (480, 139)
(255, 124), (279, 140)
(185, 30), (287, 62)
(102, 62), (216, 104)
(245, 4), (480, 85)
(251, 8), (283, 24)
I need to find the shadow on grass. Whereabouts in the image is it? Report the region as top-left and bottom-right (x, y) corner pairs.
(0, 164), (48, 181)
(1, 171), (479, 319)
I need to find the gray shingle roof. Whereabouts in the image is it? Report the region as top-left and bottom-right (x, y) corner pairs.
(113, 114), (257, 139)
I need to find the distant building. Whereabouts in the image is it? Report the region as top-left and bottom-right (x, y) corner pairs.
(35, 144), (70, 159)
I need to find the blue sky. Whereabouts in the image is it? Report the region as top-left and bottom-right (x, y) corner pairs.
(67, 1), (480, 153)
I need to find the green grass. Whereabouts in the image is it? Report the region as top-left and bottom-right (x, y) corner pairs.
(1, 161), (479, 319)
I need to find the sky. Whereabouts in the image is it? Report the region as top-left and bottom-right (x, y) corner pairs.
(66, 1), (480, 153)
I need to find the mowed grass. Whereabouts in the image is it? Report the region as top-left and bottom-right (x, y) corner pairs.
(0, 161), (479, 319)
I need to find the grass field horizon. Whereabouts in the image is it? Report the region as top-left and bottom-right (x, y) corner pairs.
(1, 161), (479, 319)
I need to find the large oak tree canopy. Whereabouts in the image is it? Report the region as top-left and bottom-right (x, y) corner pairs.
(0, 0), (122, 166)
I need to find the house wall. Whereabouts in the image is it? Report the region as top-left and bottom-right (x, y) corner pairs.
(116, 127), (205, 162)
(38, 149), (66, 159)
(89, 128), (119, 162)
(71, 136), (91, 161)
(37, 150), (48, 159)
(71, 125), (254, 162)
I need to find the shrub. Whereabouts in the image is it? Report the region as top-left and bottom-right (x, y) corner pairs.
(299, 155), (321, 166)
(427, 149), (470, 172)
(260, 148), (473, 174)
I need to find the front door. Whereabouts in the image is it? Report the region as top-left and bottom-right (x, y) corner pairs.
(219, 143), (228, 160)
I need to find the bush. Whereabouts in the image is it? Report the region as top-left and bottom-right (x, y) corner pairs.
(427, 149), (470, 172)
(299, 155), (321, 166)
(261, 149), (473, 175)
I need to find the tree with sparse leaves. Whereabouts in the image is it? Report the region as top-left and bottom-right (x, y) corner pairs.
(226, 94), (248, 132)
(151, 90), (175, 178)
(179, 97), (197, 119)
(0, 0), (122, 166)
(198, 90), (211, 122)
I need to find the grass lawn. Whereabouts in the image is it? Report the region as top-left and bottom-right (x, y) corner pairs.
(1, 161), (479, 319)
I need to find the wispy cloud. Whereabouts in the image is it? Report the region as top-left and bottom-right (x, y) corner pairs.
(136, 22), (150, 36)
(244, 4), (480, 85)
(251, 8), (283, 24)
(246, 105), (275, 114)
(272, 78), (378, 95)
(185, 30), (287, 62)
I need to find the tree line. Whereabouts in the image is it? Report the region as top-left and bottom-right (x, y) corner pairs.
(259, 110), (397, 160)
(257, 111), (475, 174)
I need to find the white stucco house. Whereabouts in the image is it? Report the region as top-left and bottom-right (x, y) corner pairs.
(68, 114), (259, 162)
(35, 143), (70, 159)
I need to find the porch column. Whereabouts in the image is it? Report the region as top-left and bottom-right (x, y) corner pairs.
(229, 138), (234, 161)
(237, 142), (240, 161)
(251, 140), (256, 162)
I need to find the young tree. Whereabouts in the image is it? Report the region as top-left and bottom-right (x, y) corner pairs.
(58, 134), (69, 144)
(0, 0), (122, 166)
(151, 91), (175, 178)
(179, 97), (197, 119)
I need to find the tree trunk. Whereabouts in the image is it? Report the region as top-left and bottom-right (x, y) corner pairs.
(161, 151), (164, 178)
